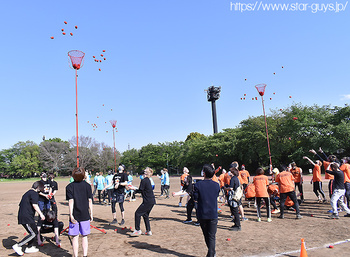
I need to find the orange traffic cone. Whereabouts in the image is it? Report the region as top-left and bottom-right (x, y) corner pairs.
(300, 238), (308, 257)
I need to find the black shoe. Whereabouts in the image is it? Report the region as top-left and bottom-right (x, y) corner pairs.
(229, 226), (241, 231)
(110, 219), (118, 225)
(344, 214), (350, 217)
(120, 219), (125, 225)
(277, 215), (284, 219)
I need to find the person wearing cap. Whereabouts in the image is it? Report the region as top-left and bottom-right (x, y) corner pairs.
(275, 165), (302, 219)
(37, 172), (53, 212)
(130, 167), (156, 237)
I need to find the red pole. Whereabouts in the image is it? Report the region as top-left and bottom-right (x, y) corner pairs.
(75, 69), (79, 168)
(260, 95), (272, 169)
(113, 128), (116, 172)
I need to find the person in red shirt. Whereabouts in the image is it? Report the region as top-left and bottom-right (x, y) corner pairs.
(303, 156), (326, 203)
(290, 162), (304, 202)
(275, 165), (302, 219)
(253, 168), (271, 222)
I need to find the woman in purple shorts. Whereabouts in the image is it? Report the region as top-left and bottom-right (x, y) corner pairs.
(66, 167), (93, 257)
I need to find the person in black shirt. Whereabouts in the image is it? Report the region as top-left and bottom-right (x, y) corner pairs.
(66, 167), (93, 257)
(225, 162), (242, 231)
(182, 174), (199, 224)
(48, 172), (58, 216)
(12, 181), (46, 256)
(38, 172), (52, 212)
(129, 167), (156, 237)
(326, 163), (350, 219)
(103, 164), (128, 225)
(37, 210), (64, 247)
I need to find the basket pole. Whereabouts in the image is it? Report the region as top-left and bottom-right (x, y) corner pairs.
(75, 68), (79, 168)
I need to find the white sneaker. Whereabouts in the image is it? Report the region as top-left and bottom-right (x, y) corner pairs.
(129, 230), (142, 237)
(179, 202), (182, 207)
(24, 246), (39, 253)
(143, 231), (152, 236)
(12, 244), (24, 256)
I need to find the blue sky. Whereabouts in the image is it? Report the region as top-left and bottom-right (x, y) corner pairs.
(0, 0), (349, 152)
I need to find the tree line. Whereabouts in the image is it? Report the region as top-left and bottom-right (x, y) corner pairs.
(1, 103), (350, 178)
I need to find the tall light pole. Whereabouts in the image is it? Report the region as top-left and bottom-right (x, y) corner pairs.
(255, 84), (272, 169)
(206, 85), (221, 134)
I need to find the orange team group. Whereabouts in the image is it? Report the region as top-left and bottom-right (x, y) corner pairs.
(172, 146), (350, 231)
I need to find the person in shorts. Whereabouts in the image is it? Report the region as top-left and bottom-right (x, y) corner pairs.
(12, 181), (46, 256)
(66, 167), (93, 257)
(103, 164), (128, 225)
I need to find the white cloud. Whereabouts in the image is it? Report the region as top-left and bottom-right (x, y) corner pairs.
(341, 95), (350, 101)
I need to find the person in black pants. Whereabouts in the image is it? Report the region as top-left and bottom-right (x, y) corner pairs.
(182, 174), (199, 224)
(130, 167), (156, 236)
(37, 210), (64, 247)
(225, 162), (241, 231)
(12, 181), (46, 256)
(193, 164), (220, 257)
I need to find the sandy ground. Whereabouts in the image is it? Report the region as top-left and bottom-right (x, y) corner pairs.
(1, 176), (350, 257)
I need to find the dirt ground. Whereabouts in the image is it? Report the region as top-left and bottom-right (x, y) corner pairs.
(1, 175), (350, 257)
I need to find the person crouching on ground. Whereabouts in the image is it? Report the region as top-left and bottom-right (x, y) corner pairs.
(37, 210), (64, 247)
(12, 181), (46, 256)
(66, 167), (93, 257)
(130, 167), (156, 236)
(193, 164), (220, 257)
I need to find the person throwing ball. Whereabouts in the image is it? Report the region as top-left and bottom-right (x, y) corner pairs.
(130, 167), (156, 237)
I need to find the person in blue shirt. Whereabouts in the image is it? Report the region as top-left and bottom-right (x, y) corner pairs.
(96, 172), (106, 204)
(163, 168), (170, 199)
(92, 172), (99, 202)
(104, 171), (114, 205)
(193, 164), (220, 257)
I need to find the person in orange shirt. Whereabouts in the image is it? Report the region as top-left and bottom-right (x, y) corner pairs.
(179, 167), (189, 207)
(218, 169), (227, 202)
(267, 183), (280, 214)
(340, 157), (350, 208)
(275, 165), (302, 219)
(303, 156), (326, 203)
(253, 168), (271, 222)
(290, 162), (304, 202)
(239, 165), (250, 191)
(211, 163), (221, 185)
(309, 148), (338, 199)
